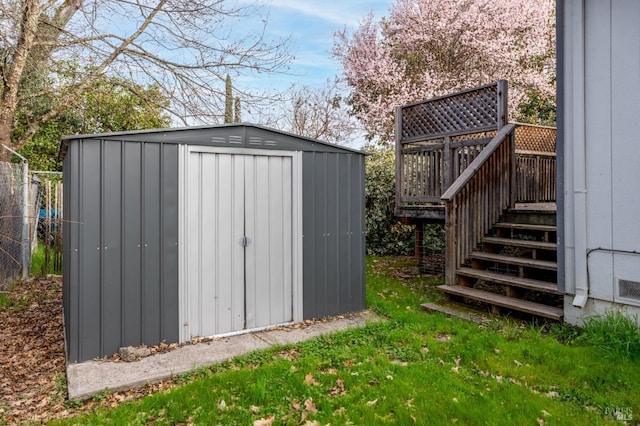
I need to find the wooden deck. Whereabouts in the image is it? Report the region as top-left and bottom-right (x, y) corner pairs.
(395, 82), (560, 320)
(395, 81), (555, 220)
(394, 203), (445, 220)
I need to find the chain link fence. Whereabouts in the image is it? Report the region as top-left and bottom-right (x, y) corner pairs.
(0, 162), (30, 288)
(31, 172), (63, 276)
(0, 162), (63, 289)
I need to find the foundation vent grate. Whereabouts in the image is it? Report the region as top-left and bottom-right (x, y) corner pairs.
(618, 279), (640, 301)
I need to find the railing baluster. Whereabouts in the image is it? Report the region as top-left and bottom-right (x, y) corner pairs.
(442, 124), (517, 287)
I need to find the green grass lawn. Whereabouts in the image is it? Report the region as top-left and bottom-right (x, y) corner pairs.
(52, 257), (639, 425)
(30, 242), (62, 276)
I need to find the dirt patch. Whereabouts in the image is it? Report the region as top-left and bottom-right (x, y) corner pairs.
(0, 276), (66, 423)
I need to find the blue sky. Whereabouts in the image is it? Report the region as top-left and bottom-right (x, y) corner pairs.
(243, 0), (394, 91)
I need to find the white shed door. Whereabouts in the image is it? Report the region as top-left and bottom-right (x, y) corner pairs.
(185, 152), (293, 339)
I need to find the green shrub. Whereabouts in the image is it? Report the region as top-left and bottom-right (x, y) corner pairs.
(364, 146), (413, 255)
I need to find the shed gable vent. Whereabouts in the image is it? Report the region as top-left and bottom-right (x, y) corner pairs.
(211, 135), (242, 145)
(618, 279), (640, 302)
(248, 136), (263, 146)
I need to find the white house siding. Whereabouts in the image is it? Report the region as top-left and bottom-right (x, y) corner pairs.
(563, 0), (640, 324)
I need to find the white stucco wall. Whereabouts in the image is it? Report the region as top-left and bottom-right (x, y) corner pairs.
(562, 0), (640, 323)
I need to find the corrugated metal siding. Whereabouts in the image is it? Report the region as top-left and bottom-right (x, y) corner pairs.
(63, 139), (179, 363)
(61, 125), (363, 155)
(183, 152), (294, 339)
(245, 155), (293, 328)
(63, 125), (366, 362)
(185, 152), (246, 338)
(302, 152), (366, 319)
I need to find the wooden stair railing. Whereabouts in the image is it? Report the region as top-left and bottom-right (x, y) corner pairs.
(441, 123), (517, 287)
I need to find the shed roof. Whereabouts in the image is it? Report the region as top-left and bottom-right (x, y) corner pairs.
(59, 123), (364, 161)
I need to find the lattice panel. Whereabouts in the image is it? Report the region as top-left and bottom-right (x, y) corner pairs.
(401, 83), (500, 141)
(451, 130), (497, 142)
(515, 125), (556, 152)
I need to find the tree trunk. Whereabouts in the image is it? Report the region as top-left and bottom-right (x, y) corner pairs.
(0, 123), (13, 161)
(0, 0), (42, 153)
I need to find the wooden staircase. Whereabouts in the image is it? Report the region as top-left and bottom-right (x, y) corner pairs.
(393, 81), (561, 321)
(439, 207), (562, 320)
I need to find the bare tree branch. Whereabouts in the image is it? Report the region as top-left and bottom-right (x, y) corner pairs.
(0, 0), (292, 156)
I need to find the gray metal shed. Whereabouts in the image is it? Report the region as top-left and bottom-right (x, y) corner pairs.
(60, 124), (366, 363)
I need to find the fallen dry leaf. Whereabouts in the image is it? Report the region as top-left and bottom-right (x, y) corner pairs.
(0, 277), (67, 424)
(217, 399), (227, 411)
(437, 333), (451, 342)
(366, 399), (378, 406)
(304, 373), (319, 386)
(304, 398), (317, 414)
(329, 378), (346, 396)
(253, 415), (275, 426)
(292, 399), (301, 411)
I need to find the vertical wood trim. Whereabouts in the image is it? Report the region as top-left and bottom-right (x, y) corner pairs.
(445, 199), (456, 286)
(509, 130), (516, 208)
(444, 136), (452, 190)
(395, 107), (403, 207)
(497, 80), (508, 129)
(415, 223), (423, 261)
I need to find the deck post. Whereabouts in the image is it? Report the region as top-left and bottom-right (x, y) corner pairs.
(395, 106), (403, 211)
(497, 80), (508, 130)
(415, 221), (423, 263)
(443, 135), (452, 190)
(509, 129), (516, 208)
(535, 155), (541, 203)
(444, 201), (457, 286)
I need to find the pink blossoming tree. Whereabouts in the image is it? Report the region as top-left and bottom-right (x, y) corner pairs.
(334, 0), (556, 144)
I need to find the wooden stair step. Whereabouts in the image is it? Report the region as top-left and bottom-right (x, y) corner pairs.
(470, 252), (557, 271)
(510, 203), (557, 213)
(438, 285), (563, 321)
(483, 236), (556, 251)
(493, 222), (556, 232)
(457, 267), (560, 294)
(501, 209), (556, 226)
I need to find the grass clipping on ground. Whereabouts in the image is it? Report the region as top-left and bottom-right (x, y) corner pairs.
(3, 258), (640, 425)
